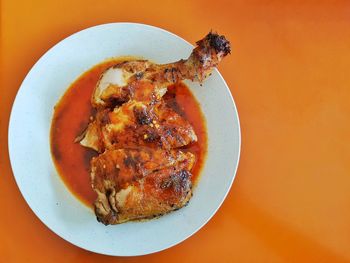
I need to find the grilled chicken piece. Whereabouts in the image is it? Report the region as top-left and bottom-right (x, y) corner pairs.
(79, 32), (230, 151)
(91, 148), (195, 224)
(92, 32), (230, 108)
(81, 99), (197, 152)
(77, 31), (230, 225)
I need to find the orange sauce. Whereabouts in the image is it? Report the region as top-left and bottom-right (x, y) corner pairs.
(50, 58), (207, 208)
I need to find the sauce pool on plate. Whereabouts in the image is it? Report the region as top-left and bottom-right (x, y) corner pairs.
(50, 58), (207, 208)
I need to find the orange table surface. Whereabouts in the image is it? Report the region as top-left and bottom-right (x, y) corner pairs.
(1, 0), (350, 262)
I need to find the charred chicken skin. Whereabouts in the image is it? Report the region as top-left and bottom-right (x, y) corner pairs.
(77, 32), (230, 225)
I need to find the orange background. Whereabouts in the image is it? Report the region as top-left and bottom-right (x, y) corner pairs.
(1, 0), (350, 262)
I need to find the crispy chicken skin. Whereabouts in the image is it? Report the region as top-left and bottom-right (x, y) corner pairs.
(76, 31), (230, 225)
(91, 148), (195, 224)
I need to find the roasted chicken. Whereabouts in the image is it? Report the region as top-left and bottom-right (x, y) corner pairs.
(78, 31), (230, 225)
(91, 31), (231, 108)
(80, 100), (197, 153)
(91, 148), (195, 224)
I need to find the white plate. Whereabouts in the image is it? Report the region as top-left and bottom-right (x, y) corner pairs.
(8, 23), (240, 256)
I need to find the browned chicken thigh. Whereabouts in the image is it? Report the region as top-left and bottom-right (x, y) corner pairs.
(91, 148), (195, 224)
(77, 31), (230, 225)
